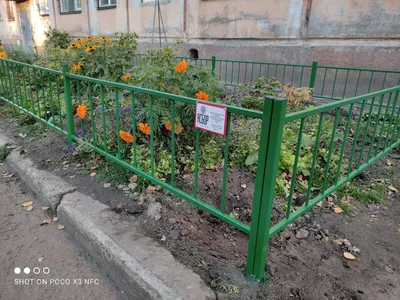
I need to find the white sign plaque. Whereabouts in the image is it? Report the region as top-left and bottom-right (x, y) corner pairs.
(194, 102), (228, 136)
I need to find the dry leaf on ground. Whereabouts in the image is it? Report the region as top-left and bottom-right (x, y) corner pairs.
(333, 206), (343, 214)
(40, 215), (52, 226)
(388, 185), (398, 192)
(344, 252), (356, 260)
(22, 201), (33, 207)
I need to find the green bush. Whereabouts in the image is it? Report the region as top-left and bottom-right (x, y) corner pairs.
(44, 27), (73, 49)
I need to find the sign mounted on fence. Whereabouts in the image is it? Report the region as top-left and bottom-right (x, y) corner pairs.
(195, 102), (228, 136)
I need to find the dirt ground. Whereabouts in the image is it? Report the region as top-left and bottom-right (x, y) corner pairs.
(0, 163), (126, 300)
(0, 109), (399, 300)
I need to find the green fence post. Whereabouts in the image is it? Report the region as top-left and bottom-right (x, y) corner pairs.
(246, 96), (287, 280)
(211, 56), (216, 76)
(309, 61), (318, 90)
(62, 64), (74, 144)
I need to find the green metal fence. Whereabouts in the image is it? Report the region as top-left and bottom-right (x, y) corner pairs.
(135, 54), (400, 102)
(1, 57), (400, 281)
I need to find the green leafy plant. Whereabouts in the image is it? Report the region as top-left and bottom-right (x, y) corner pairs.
(44, 27), (73, 49)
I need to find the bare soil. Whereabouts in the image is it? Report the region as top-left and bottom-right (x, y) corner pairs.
(1, 111), (399, 300)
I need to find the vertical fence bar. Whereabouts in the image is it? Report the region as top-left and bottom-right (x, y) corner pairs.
(115, 88), (122, 159)
(306, 113), (324, 204)
(309, 61), (318, 90)
(149, 96), (155, 176)
(366, 95), (385, 162)
(246, 96), (287, 280)
(211, 56), (216, 77)
(170, 101), (176, 186)
(384, 91), (399, 149)
(131, 92), (137, 167)
(87, 82), (96, 146)
(62, 65), (74, 144)
(286, 118), (304, 218)
(220, 113), (231, 213)
(193, 129), (200, 199)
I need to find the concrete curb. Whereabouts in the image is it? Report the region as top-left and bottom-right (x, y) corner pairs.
(59, 192), (215, 300)
(6, 149), (76, 210)
(1, 133), (215, 300)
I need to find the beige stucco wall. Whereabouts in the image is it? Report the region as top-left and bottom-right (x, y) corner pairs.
(0, 1), (21, 45)
(186, 0), (304, 39)
(2, 0), (400, 46)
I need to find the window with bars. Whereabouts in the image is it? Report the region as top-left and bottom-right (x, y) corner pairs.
(38, 0), (50, 15)
(6, 1), (15, 21)
(60, 0), (81, 13)
(98, 0), (116, 9)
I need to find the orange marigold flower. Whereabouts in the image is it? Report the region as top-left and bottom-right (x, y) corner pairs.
(85, 45), (100, 52)
(76, 104), (87, 119)
(175, 60), (188, 73)
(122, 73), (131, 81)
(119, 130), (134, 143)
(0, 51), (8, 59)
(0, 45), (3, 50)
(196, 90), (209, 101)
(71, 61), (83, 71)
(100, 37), (111, 43)
(138, 123), (151, 135)
(165, 121), (184, 134)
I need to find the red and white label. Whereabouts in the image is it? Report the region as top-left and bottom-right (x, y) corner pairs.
(194, 102), (228, 136)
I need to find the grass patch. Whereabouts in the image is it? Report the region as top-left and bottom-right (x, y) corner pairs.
(337, 201), (352, 216)
(0, 104), (20, 119)
(97, 161), (134, 185)
(338, 183), (387, 204)
(0, 146), (11, 162)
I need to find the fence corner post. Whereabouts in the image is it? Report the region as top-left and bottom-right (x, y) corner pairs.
(246, 96), (287, 281)
(211, 56), (216, 76)
(309, 61), (318, 90)
(62, 64), (74, 145)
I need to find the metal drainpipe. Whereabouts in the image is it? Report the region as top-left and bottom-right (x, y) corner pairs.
(126, 0), (130, 32)
(86, 0), (91, 36)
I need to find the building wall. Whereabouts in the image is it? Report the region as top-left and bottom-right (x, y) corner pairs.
(0, 1), (21, 45)
(0, 0), (399, 70)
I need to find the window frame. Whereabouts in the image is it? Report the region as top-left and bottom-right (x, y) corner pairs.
(6, 1), (15, 21)
(37, 0), (50, 16)
(59, 0), (82, 15)
(98, 0), (116, 10)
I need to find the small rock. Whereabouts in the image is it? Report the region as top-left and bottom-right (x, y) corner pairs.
(241, 183), (247, 189)
(160, 235), (166, 242)
(168, 218), (177, 224)
(296, 228), (309, 239)
(223, 234), (228, 238)
(315, 234), (323, 240)
(266, 264), (275, 276)
(147, 202), (162, 220)
(209, 268), (220, 280)
(104, 183), (111, 188)
(295, 195), (306, 206)
(181, 229), (189, 237)
(385, 265), (394, 273)
(126, 201), (143, 214)
(322, 229), (330, 236)
(128, 183), (137, 190)
(280, 229), (291, 240)
(53, 217), (58, 222)
(69, 175), (76, 179)
(170, 229), (180, 240)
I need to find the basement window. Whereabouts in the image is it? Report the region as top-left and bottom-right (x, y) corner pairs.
(60, 0), (81, 14)
(98, 0), (116, 9)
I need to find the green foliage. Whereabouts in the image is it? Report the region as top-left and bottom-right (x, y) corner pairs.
(98, 160), (134, 185)
(3, 45), (36, 64)
(37, 32), (138, 79)
(44, 27), (73, 49)
(0, 146), (10, 162)
(337, 183), (387, 204)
